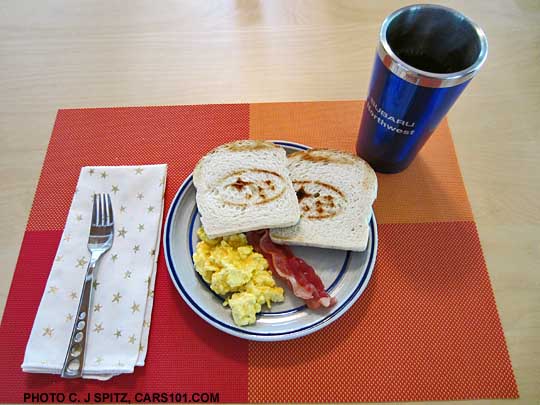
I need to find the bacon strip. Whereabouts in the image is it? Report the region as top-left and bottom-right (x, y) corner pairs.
(247, 230), (336, 309)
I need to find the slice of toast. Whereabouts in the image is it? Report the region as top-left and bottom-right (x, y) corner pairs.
(193, 140), (301, 239)
(269, 149), (377, 252)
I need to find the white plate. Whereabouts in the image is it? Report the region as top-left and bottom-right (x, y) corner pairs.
(163, 140), (377, 341)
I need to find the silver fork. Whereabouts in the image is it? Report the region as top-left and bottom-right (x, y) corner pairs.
(61, 193), (114, 378)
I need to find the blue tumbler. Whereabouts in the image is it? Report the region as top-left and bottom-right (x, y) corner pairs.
(356, 4), (488, 173)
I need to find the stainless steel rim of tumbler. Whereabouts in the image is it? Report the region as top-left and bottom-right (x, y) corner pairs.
(377, 4), (488, 88)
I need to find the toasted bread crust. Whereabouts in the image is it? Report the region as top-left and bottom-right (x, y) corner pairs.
(211, 140), (279, 153)
(194, 140), (280, 179)
(289, 148), (362, 165)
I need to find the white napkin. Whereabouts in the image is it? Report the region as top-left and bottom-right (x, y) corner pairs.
(22, 164), (167, 379)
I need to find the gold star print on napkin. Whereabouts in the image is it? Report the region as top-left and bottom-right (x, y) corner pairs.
(22, 164), (167, 379)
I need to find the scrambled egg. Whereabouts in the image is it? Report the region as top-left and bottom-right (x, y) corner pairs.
(193, 227), (284, 326)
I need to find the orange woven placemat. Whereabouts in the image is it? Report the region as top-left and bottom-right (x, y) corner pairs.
(0, 101), (517, 403)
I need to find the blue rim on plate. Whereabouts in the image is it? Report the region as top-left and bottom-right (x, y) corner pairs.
(164, 140), (378, 341)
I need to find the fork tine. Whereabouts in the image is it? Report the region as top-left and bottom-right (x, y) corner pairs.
(104, 194), (110, 225)
(94, 193), (100, 226)
(91, 194), (98, 226)
(97, 193), (103, 226)
(100, 194), (106, 226)
(106, 194), (113, 226)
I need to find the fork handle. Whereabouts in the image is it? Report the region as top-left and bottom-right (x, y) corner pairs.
(61, 259), (97, 378)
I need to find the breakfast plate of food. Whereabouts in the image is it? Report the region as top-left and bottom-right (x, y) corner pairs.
(164, 140), (378, 341)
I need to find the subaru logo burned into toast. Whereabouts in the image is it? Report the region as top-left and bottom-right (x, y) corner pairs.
(216, 169), (286, 206)
(294, 180), (346, 219)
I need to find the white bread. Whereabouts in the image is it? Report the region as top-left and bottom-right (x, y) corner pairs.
(193, 140), (301, 239)
(269, 149), (377, 252)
